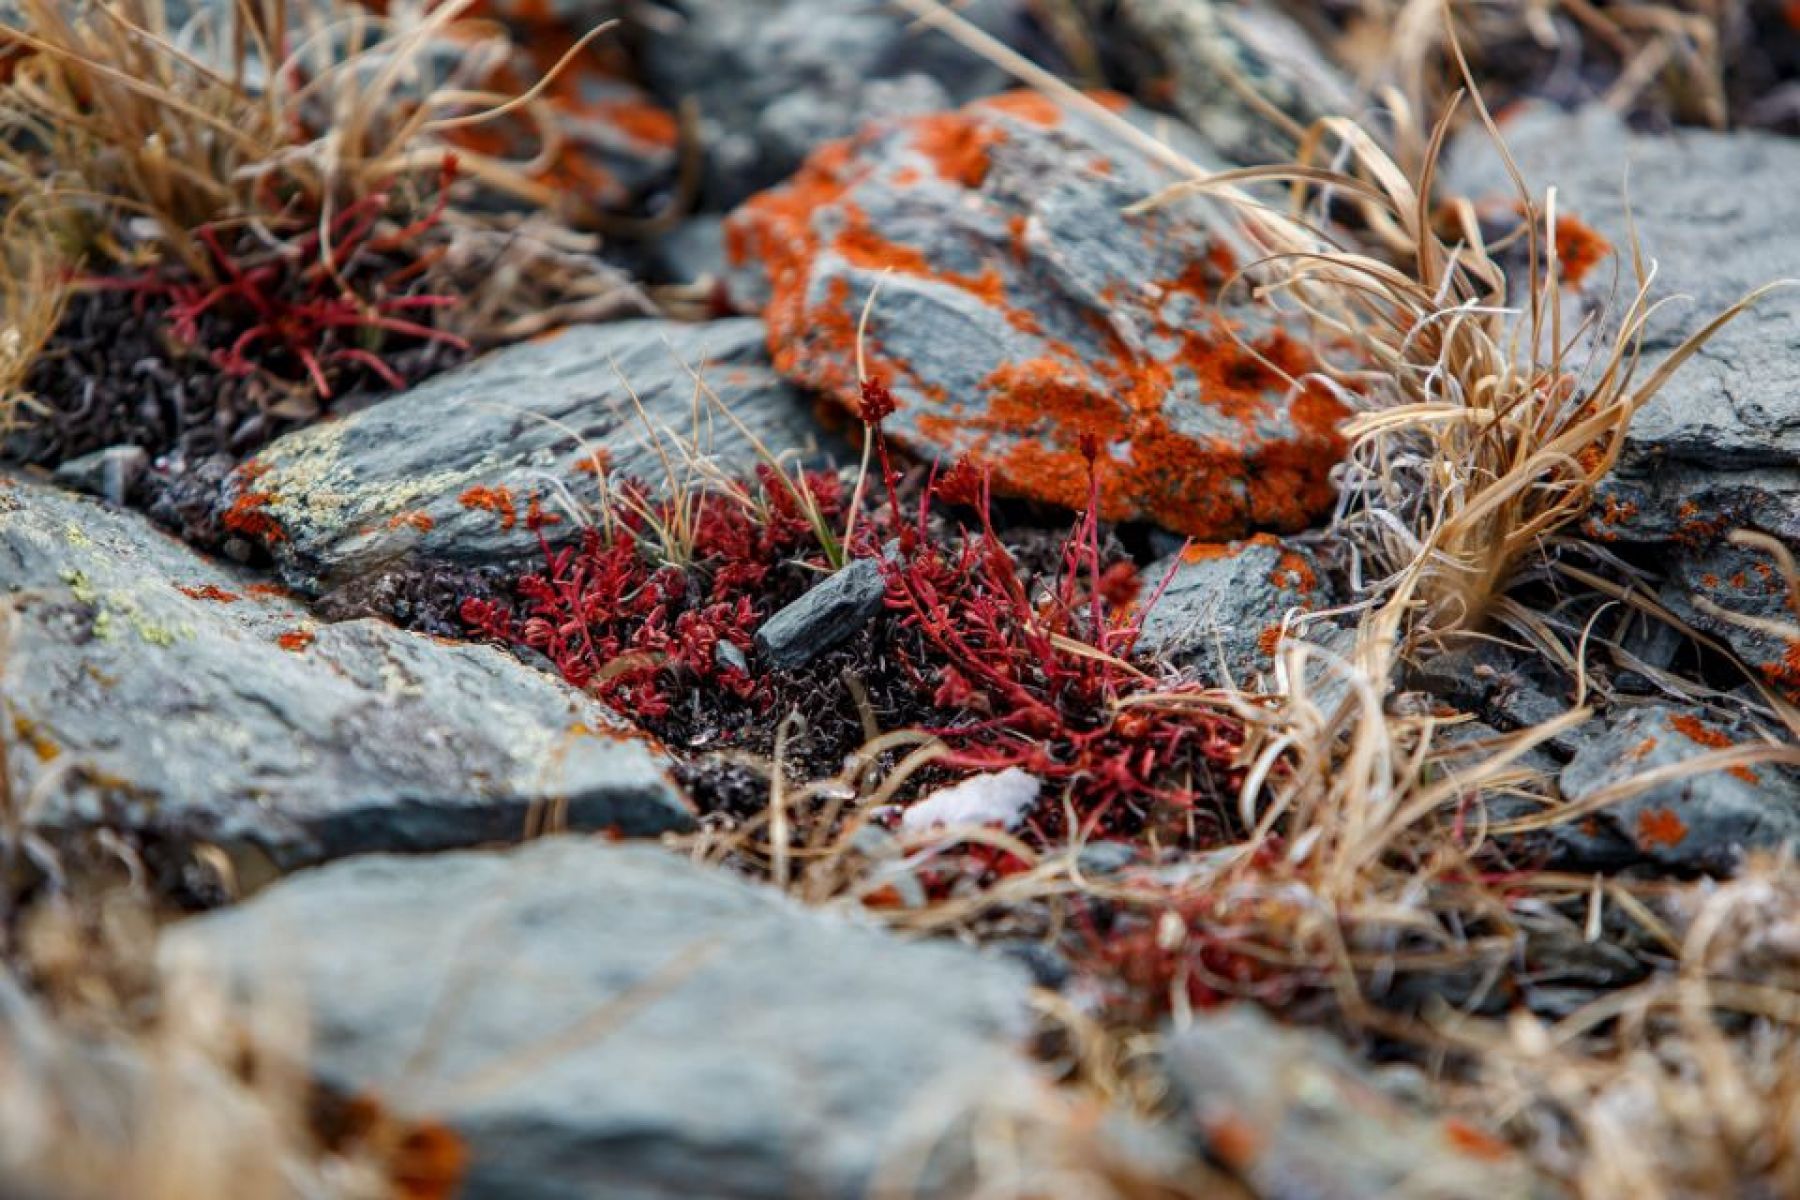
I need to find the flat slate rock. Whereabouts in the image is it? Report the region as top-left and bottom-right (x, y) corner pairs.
(727, 91), (1348, 540)
(0, 474), (690, 882)
(1134, 536), (1335, 685)
(1163, 1005), (1549, 1200)
(1559, 704), (1800, 874)
(162, 838), (1039, 1200)
(217, 318), (833, 595)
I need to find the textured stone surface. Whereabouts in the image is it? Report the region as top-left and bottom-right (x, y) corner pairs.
(0, 475), (690, 877)
(1446, 105), (1800, 700)
(1163, 1005), (1547, 1200)
(1085, 0), (1354, 165)
(635, 0), (1049, 208)
(219, 318), (833, 594)
(1559, 705), (1800, 874)
(728, 92), (1347, 539)
(1134, 536), (1334, 684)
(163, 838), (1039, 1200)
(754, 554), (888, 670)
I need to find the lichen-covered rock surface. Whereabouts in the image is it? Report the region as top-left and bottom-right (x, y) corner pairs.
(1134, 535), (1336, 685)
(1445, 105), (1800, 699)
(217, 318), (834, 594)
(727, 91), (1348, 539)
(0, 474), (690, 881)
(163, 838), (1039, 1200)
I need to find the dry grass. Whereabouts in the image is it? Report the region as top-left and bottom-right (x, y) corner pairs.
(0, 210), (68, 437)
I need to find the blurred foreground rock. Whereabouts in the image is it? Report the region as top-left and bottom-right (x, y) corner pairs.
(164, 838), (1040, 1200)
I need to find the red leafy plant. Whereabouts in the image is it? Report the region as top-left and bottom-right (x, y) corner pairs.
(107, 161), (468, 404)
(863, 379), (1245, 842)
(461, 466), (847, 721)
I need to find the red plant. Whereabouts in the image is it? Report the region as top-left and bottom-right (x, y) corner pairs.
(863, 387), (1243, 840)
(461, 465), (845, 720)
(107, 158), (468, 400)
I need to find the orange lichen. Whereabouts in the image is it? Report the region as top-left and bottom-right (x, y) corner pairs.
(1443, 1118), (1513, 1162)
(245, 583), (292, 600)
(222, 490), (286, 545)
(1256, 624), (1284, 658)
(459, 485), (518, 530)
(1202, 1111), (1263, 1172)
(909, 112), (1003, 187)
(1270, 550), (1316, 594)
(572, 450), (612, 476)
(1635, 807), (1689, 849)
(976, 89), (1067, 127)
(277, 629), (315, 652)
(1668, 713), (1731, 749)
(594, 98), (678, 147)
(1552, 213), (1612, 287)
(176, 583), (240, 603)
(386, 511), (435, 533)
(12, 714), (59, 762)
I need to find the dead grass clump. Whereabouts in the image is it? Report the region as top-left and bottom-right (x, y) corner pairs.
(0, 210), (69, 437)
(0, 0), (641, 459)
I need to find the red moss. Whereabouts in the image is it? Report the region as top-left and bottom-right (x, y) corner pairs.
(176, 583), (241, 603)
(1635, 807), (1688, 849)
(459, 485), (517, 530)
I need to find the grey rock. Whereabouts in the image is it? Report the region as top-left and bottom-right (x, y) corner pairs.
(1087, 0), (1354, 165)
(727, 93), (1348, 539)
(1444, 107), (1800, 679)
(1560, 705), (1800, 874)
(223, 318), (834, 594)
(1446, 105), (1800, 484)
(754, 554), (888, 670)
(51, 446), (148, 508)
(1135, 538), (1335, 684)
(637, 0), (1048, 208)
(0, 474), (691, 878)
(162, 838), (1040, 1200)
(1162, 1005), (1547, 1199)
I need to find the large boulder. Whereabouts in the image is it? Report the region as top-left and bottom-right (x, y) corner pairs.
(727, 92), (1348, 539)
(1444, 106), (1800, 698)
(216, 318), (834, 594)
(162, 838), (1040, 1200)
(0, 475), (690, 884)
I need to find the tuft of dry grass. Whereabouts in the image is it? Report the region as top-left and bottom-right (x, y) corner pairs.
(0, 211), (68, 438)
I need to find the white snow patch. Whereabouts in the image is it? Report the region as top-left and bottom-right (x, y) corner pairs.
(900, 768), (1041, 834)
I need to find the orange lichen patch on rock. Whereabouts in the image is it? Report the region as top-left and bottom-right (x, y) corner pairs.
(1270, 550), (1317, 594)
(1443, 1118), (1513, 1162)
(1552, 213), (1612, 287)
(245, 583), (291, 600)
(1635, 806), (1689, 849)
(222, 489), (287, 545)
(12, 714), (59, 763)
(176, 583), (241, 603)
(592, 98), (679, 148)
(1256, 623), (1284, 658)
(1668, 713), (1732, 749)
(1760, 639), (1800, 702)
(1201, 1111), (1263, 1172)
(386, 511), (436, 533)
(975, 89), (1068, 127)
(1624, 736), (1659, 764)
(459, 485), (518, 530)
(277, 628), (316, 652)
(909, 111), (1004, 187)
